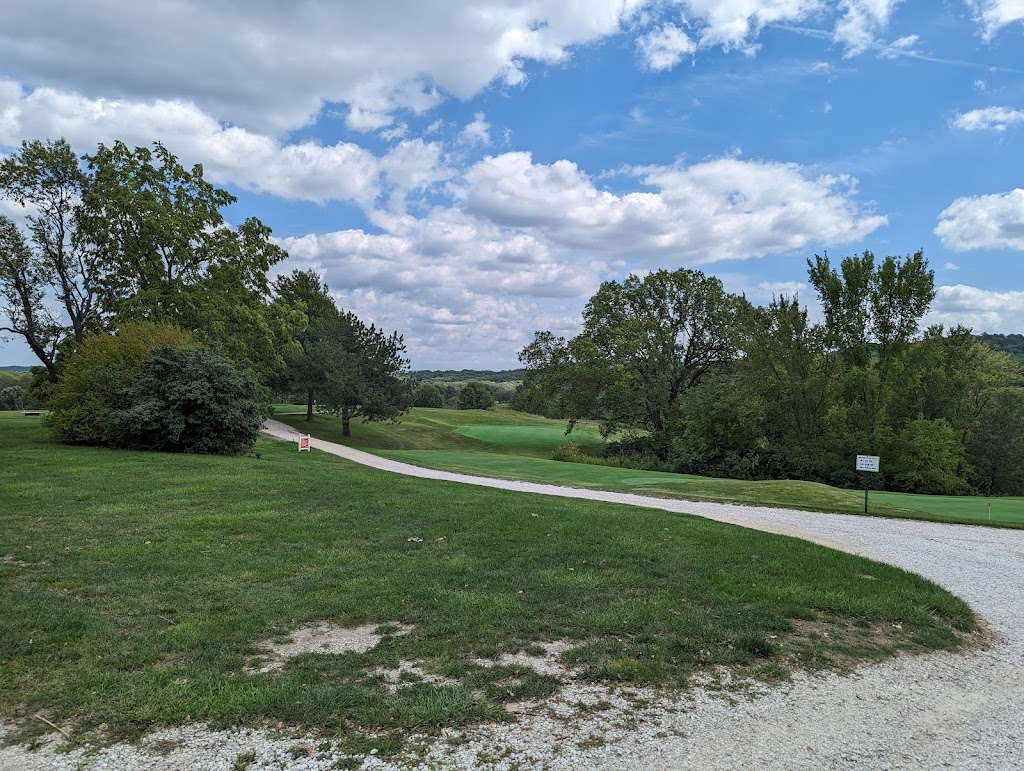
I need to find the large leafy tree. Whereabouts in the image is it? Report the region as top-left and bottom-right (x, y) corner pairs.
(77, 141), (290, 377)
(457, 381), (495, 410)
(0, 138), (289, 382)
(807, 250), (935, 366)
(807, 250), (936, 445)
(0, 139), (101, 380)
(521, 268), (747, 444)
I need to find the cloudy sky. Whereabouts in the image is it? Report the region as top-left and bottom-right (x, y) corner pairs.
(1, 1), (1023, 369)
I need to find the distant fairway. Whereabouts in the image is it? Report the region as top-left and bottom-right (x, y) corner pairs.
(868, 491), (1024, 528)
(276, 406), (1024, 528)
(456, 424), (596, 448)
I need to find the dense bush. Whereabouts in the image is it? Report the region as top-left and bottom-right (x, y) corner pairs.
(457, 380), (496, 410)
(0, 385), (25, 410)
(114, 346), (264, 455)
(412, 382), (444, 408)
(48, 323), (196, 445)
(881, 419), (966, 495)
(967, 388), (1024, 495)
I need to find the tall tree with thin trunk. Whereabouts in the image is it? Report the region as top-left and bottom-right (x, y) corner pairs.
(0, 139), (100, 379)
(314, 311), (413, 437)
(272, 269), (339, 420)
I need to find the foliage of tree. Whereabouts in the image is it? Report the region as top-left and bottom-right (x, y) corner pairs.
(520, 268), (747, 439)
(76, 141), (290, 379)
(0, 138), (289, 384)
(113, 346), (263, 455)
(412, 382), (445, 408)
(966, 388), (1024, 495)
(410, 368), (526, 383)
(47, 323), (196, 445)
(977, 333), (1024, 360)
(457, 380), (496, 410)
(522, 252), (1024, 495)
(0, 385), (25, 410)
(268, 269), (412, 434)
(312, 309), (413, 437)
(271, 269), (339, 420)
(0, 367), (32, 391)
(0, 139), (99, 381)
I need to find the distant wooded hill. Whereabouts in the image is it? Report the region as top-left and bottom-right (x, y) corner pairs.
(0, 366), (33, 372)
(977, 333), (1024, 359)
(410, 368), (526, 383)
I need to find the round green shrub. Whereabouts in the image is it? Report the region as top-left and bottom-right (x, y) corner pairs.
(457, 380), (495, 410)
(48, 323), (196, 445)
(114, 346), (264, 455)
(412, 382), (444, 408)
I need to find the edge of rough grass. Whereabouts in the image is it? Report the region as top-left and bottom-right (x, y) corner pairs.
(0, 413), (977, 754)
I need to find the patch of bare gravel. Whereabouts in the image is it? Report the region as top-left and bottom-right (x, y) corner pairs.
(472, 639), (579, 679)
(368, 659), (460, 693)
(246, 622), (413, 674)
(4, 422), (1023, 769)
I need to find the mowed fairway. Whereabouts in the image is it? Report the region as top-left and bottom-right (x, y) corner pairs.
(0, 412), (975, 752)
(276, 408), (1024, 528)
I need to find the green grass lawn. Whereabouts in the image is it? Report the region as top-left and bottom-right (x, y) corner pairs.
(867, 491), (1023, 527)
(1, 412), (975, 753)
(275, 408), (1024, 528)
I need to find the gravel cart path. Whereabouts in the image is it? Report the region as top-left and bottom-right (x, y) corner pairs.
(3, 421), (1022, 770)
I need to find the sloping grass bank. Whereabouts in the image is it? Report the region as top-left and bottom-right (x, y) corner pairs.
(1, 413), (974, 753)
(278, 409), (1024, 527)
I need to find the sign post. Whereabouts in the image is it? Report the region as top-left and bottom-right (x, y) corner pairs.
(298, 434), (311, 452)
(855, 454), (880, 513)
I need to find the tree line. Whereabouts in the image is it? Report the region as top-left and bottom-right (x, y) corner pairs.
(1, 138), (412, 451)
(517, 254), (1024, 496)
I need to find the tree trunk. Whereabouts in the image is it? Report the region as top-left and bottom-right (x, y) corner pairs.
(342, 405), (351, 437)
(306, 390), (315, 421)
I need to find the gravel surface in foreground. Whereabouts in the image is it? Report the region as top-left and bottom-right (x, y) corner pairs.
(4, 421), (1022, 770)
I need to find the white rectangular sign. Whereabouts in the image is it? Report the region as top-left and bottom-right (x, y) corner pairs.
(856, 454), (880, 472)
(298, 434), (311, 452)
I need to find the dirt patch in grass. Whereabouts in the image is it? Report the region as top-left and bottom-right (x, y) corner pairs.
(472, 639), (580, 680)
(1, 554), (47, 568)
(368, 660), (460, 693)
(246, 622), (414, 674)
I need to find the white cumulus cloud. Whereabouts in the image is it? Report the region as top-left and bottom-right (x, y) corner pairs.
(927, 284), (1024, 334)
(459, 151), (886, 263)
(935, 189), (1024, 251)
(638, 23), (696, 70)
(952, 106), (1024, 133)
(0, 1), (647, 134)
(274, 210), (604, 368)
(966, 0), (1024, 41)
(0, 80), (450, 208)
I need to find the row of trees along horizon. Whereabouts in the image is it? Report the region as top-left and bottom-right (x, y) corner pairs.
(515, 260), (1024, 497)
(2, 138), (1022, 496)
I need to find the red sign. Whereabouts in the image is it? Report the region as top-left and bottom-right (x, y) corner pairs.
(298, 435), (310, 452)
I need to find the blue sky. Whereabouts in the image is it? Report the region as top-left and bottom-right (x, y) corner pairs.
(1, 1), (1023, 369)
